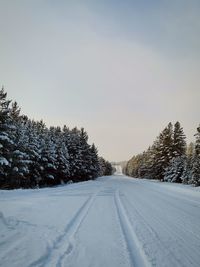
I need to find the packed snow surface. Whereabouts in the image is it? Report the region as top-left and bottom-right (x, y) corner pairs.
(0, 174), (200, 267)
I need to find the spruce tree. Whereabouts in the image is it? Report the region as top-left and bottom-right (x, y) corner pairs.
(194, 125), (200, 155)
(164, 156), (186, 183)
(150, 123), (174, 180)
(9, 102), (30, 188)
(26, 120), (43, 187)
(180, 142), (194, 184)
(65, 127), (82, 181)
(54, 126), (69, 184)
(0, 88), (13, 187)
(56, 140), (69, 183)
(0, 88), (105, 188)
(40, 128), (57, 186)
(191, 125), (200, 186)
(173, 121), (186, 157)
(88, 144), (100, 179)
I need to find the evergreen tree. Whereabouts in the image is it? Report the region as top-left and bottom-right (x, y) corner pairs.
(0, 88), (112, 189)
(180, 142), (194, 184)
(139, 148), (152, 178)
(78, 128), (92, 180)
(190, 125), (200, 186)
(187, 142), (195, 158)
(99, 157), (113, 176)
(125, 122), (188, 183)
(40, 130), (57, 186)
(54, 126), (70, 184)
(56, 142), (69, 183)
(104, 160), (113, 175)
(87, 144), (100, 179)
(9, 103), (31, 188)
(0, 88), (13, 187)
(25, 120), (44, 187)
(98, 157), (107, 176)
(164, 156), (186, 183)
(64, 127), (82, 181)
(173, 121), (186, 157)
(194, 125), (200, 155)
(150, 123), (174, 180)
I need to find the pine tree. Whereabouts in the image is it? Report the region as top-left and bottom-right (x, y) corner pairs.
(54, 126), (69, 184)
(164, 156), (186, 183)
(26, 120), (43, 187)
(105, 161), (113, 175)
(163, 122), (186, 184)
(187, 142), (195, 158)
(180, 142), (194, 184)
(125, 122), (187, 181)
(194, 125), (200, 155)
(9, 102), (30, 188)
(98, 157), (106, 176)
(150, 123), (174, 180)
(78, 128), (91, 180)
(87, 144), (100, 179)
(0, 88), (14, 187)
(64, 127), (81, 181)
(56, 140), (69, 183)
(190, 125), (200, 186)
(173, 121), (186, 157)
(40, 128), (57, 186)
(0, 89), (104, 188)
(63, 127), (97, 182)
(99, 157), (113, 176)
(138, 148), (152, 178)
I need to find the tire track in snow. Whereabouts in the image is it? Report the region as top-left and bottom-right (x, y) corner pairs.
(28, 190), (99, 267)
(124, 190), (200, 267)
(110, 192), (131, 267)
(135, 184), (200, 241)
(114, 190), (151, 267)
(139, 181), (200, 207)
(122, 195), (184, 267)
(141, 182), (200, 217)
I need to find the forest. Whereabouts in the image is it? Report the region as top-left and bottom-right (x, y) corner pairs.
(0, 88), (113, 189)
(124, 122), (200, 186)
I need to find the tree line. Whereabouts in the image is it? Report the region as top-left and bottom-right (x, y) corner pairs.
(0, 88), (113, 189)
(124, 122), (200, 186)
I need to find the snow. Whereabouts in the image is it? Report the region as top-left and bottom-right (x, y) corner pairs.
(0, 156), (9, 166)
(47, 174), (54, 180)
(0, 174), (200, 267)
(0, 134), (10, 141)
(0, 134), (13, 144)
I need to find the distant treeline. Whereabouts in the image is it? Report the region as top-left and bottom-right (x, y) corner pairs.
(0, 88), (114, 189)
(124, 122), (200, 186)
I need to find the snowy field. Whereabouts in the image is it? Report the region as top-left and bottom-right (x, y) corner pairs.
(0, 173), (200, 267)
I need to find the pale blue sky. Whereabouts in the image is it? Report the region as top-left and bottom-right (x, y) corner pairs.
(0, 0), (199, 161)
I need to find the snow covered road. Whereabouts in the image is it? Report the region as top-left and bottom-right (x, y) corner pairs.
(0, 175), (200, 267)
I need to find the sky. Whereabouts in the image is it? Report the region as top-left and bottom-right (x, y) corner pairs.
(0, 0), (199, 162)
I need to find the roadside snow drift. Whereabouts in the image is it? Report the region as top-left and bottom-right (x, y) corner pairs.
(0, 175), (200, 267)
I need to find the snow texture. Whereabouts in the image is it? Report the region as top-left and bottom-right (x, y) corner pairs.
(0, 172), (200, 267)
(0, 157), (9, 166)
